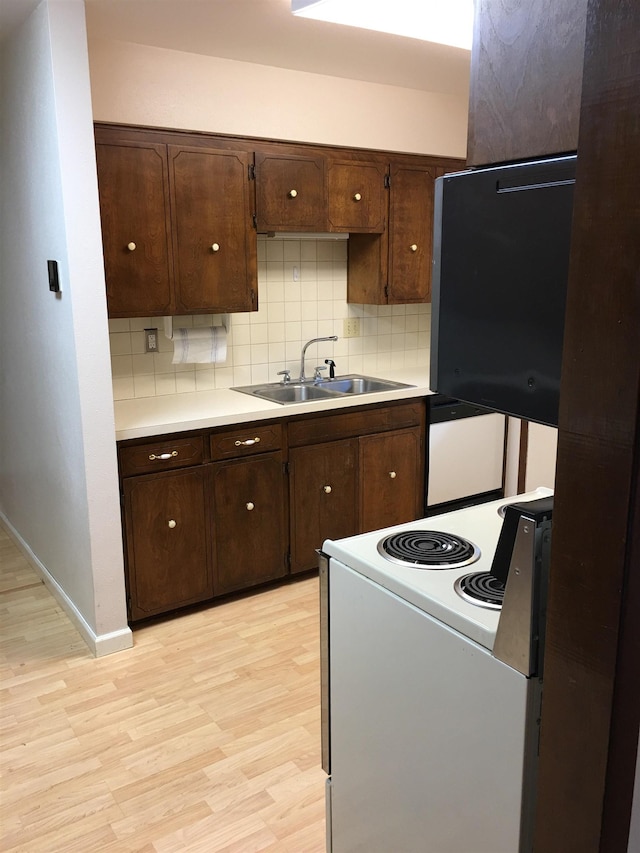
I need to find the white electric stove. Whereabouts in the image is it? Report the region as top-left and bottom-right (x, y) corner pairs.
(320, 488), (553, 853)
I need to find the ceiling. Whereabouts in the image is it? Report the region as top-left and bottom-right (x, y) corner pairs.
(1, 0), (470, 96)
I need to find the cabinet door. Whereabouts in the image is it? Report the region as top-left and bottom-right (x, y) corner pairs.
(95, 140), (173, 317)
(360, 428), (423, 533)
(387, 163), (435, 304)
(123, 468), (212, 621)
(169, 146), (257, 314)
(210, 452), (287, 595)
(327, 160), (387, 233)
(467, 0), (587, 166)
(255, 151), (327, 231)
(289, 440), (359, 574)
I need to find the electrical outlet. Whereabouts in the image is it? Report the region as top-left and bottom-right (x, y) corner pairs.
(343, 317), (361, 338)
(145, 328), (159, 353)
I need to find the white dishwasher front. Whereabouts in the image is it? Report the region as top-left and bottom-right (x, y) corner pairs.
(428, 396), (506, 509)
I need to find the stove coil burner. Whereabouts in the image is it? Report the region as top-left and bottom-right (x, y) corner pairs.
(377, 530), (480, 569)
(455, 572), (505, 609)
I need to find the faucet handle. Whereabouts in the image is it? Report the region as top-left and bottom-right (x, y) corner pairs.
(313, 365), (327, 382)
(277, 370), (291, 384)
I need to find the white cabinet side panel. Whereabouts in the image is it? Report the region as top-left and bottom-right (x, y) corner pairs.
(428, 413), (505, 505)
(525, 422), (558, 491)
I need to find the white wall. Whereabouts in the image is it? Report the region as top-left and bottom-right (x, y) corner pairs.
(525, 423), (558, 491)
(0, 0), (131, 655)
(88, 38), (468, 158)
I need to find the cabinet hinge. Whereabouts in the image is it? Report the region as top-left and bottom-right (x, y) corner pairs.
(384, 284), (389, 298)
(384, 174), (391, 189)
(284, 461), (290, 475)
(286, 551), (291, 568)
(252, 212), (257, 230)
(248, 163), (256, 181)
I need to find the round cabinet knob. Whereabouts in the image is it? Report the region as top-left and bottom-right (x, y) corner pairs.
(353, 192), (362, 201)
(288, 189), (298, 198)
(389, 471), (397, 479)
(168, 519), (177, 529)
(127, 242), (136, 252)
(246, 502), (255, 511)
(211, 243), (220, 252)
(323, 485), (332, 494)
(410, 244), (418, 252)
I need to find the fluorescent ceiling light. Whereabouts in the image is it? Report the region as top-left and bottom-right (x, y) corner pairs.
(291, 0), (474, 51)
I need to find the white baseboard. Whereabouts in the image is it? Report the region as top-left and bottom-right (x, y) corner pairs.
(0, 514), (133, 657)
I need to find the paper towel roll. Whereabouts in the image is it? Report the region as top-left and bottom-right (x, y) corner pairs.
(171, 327), (227, 364)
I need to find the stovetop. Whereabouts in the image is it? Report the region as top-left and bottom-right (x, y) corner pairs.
(322, 487), (553, 651)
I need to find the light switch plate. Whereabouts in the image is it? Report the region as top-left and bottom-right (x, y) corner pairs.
(343, 317), (361, 338)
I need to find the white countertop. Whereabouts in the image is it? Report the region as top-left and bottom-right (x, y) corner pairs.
(114, 367), (434, 441)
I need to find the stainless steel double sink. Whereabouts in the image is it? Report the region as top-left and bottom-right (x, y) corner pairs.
(232, 374), (414, 405)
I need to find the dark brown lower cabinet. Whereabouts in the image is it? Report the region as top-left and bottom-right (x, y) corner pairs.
(210, 452), (287, 595)
(289, 439), (359, 575)
(359, 427), (423, 533)
(123, 467), (212, 621)
(119, 400), (427, 622)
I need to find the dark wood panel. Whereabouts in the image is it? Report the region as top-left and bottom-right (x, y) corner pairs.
(255, 151), (327, 231)
(327, 160), (387, 233)
(210, 453), (287, 595)
(169, 146), (256, 314)
(289, 440), (359, 574)
(359, 428), (423, 533)
(387, 163), (435, 304)
(467, 0), (588, 166)
(288, 400), (425, 447)
(533, 0), (640, 849)
(123, 468), (212, 620)
(346, 233), (386, 304)
(209, 422), (282, 460)
(95, 140), (173, 317)
(119, 436), (204, 478)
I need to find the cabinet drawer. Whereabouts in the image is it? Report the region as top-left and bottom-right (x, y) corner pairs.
(210, 422), (282, 460)
(288, 401), (425, 447)
(119, 436), (204, 477)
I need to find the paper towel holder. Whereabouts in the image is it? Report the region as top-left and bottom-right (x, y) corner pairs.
(163, 314), (230, 340)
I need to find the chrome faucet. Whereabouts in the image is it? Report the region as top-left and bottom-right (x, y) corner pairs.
(298, 336), (338, 382)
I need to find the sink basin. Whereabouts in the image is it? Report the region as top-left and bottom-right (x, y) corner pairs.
(317, 375), (411, 395)
(247, 383), (342, 404)
(232, 374), (414, 405)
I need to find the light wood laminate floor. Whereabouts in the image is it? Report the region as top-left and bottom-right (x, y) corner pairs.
(0, 525), (326, 852)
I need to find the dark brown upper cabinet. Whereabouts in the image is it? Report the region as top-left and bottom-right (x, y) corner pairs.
(255, 149), (387, 234)
(467, 0), (588, 166)
(348, 160), (453, 304)
(327, 159), (387, 233)
(169, 145), (257, 314)
(95, 138), (174, 317)
(254, 150), (328, 231)
(95, 126), (257, 317)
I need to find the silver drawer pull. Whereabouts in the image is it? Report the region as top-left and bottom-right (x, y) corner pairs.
(234, 437), (261, 447)
(149, 451), (178, 461)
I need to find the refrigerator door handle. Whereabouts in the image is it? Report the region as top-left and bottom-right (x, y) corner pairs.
(318, 549), (330, 775)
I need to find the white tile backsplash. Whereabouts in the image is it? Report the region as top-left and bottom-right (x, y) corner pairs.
(109, 238), (431, 400)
